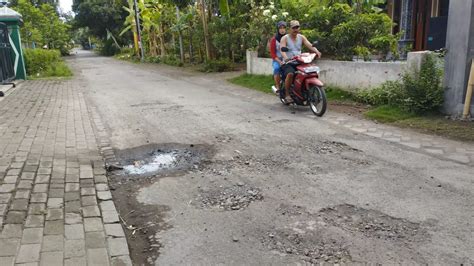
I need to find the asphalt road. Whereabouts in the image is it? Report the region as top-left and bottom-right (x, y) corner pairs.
(68, 50), (473, 265)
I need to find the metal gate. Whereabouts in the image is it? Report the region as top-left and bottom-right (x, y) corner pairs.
(0, 22), (15, 82)
(0, 22), (15, 96)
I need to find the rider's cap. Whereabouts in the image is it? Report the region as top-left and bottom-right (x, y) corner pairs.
(277, 21), (287, 28)
(290, 20), (300, 28)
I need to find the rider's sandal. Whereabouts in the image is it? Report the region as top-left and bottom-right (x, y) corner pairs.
(284, 97), (294, 104)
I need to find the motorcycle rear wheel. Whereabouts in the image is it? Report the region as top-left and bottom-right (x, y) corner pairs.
(309, 86), (327, 116)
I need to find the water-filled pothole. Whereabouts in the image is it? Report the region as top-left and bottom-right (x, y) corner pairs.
(122, 151), (178, 175)
(111, 143), (211, 179)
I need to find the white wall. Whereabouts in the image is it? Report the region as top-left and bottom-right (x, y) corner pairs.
(246, 50), (413, 90)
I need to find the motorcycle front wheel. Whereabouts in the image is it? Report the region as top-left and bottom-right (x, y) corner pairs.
(309, 86), (327, 116)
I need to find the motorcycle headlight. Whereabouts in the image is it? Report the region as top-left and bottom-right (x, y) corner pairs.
(304, 66), (320, 74)
(301, 53), (316, 63)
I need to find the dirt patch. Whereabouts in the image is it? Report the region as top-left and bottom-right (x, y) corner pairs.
(313, 140), (361, 154)
(318, 204), (427, 242)
(276, 203), (306, 216)
(195, 184), (263, 211)
(329, 101), (369, 119)
(109, 180), (170, 265)
(261, 227), (352, 264)
(260, 203), (429, 263)
(107, 143), (213, 265)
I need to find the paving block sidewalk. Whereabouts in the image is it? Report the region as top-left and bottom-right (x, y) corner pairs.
(0, 81), (131, 266)
(321, 113), (474, 165)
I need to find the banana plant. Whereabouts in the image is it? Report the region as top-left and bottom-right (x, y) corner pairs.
(119, 0), (139, 55)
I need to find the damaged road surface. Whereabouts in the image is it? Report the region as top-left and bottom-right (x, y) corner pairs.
(69, 51), (474, 265)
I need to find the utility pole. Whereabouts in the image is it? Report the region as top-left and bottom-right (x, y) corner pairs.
(133, 0), (145, 61)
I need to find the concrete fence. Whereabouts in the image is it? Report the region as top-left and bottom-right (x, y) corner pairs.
(246, 50), (433, 90)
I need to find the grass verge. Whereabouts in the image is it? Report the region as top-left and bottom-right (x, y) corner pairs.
(366, 105), (474, 142)
(28, 61), (73, 79)
(228, 74), (274, 94)
(228, 74), (474, 142)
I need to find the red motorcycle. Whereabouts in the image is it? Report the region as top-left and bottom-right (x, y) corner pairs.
(273, 47), (327, 117)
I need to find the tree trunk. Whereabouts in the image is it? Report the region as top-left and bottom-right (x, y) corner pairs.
(189, 29), (194, 63)
(176, 5), (185, 63)
(199, 0), (211, 60)
(159, 23), (166, 56)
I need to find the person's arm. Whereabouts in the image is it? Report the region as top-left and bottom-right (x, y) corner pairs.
(302, 35), (321, 58)
(280, 36), (289, 61)
(270, 38), (280, 64)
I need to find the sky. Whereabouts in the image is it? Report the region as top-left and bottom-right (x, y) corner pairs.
(59, 0), (73, 14)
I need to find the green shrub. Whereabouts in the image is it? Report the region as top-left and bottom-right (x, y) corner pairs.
(145, 56), (161, 63)
(201, 58), (235, 72)
(161, 55), (183, 67)
(356, 54), (443, 113)
(24, 48), (61, 75)
(99, 39), (120, 56)
(43, 61), (73, 77)
(356, 80), (405, 106)
(401, 54), (444, 113)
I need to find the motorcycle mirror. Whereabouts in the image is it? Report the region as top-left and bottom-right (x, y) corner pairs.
(312, 41), (319, 47)
(281, 47), (289, 52)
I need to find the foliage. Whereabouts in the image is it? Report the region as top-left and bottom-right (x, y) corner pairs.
(23, 48), (72, 78)
(401, 54), (444, 113)
(73, 0), (127, 39)
(201, 58), (234, 72)
(161, 55), (183, 67)
(13, 0), (72, 54)
(356, 80), (405, 106)
(326, 6), (398, 60)
(74, 0), (396, 62)
(356, 54), (444, 113)
(98, 39), (121, 56)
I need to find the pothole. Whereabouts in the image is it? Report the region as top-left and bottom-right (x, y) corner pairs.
(276, 203), (307, 216)
(261, 228), (352, 264)
(122, 151), (179, 175)
(195, 184), (263, 211)
(110, 143), (211, 180)
(314, 140), (361, 154)
(106, 143), (212, 265)
(318, 204), (427, 242)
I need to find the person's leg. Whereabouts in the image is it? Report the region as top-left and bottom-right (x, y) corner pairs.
(273, 61), (281, 91)
(285, 73), (293, 97)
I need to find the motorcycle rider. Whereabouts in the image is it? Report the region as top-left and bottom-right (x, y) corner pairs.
(270, 21), (287, 94)
(280, 20), (322, 103)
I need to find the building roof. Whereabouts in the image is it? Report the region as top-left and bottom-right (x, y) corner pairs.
(0, 6), (22, 21)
